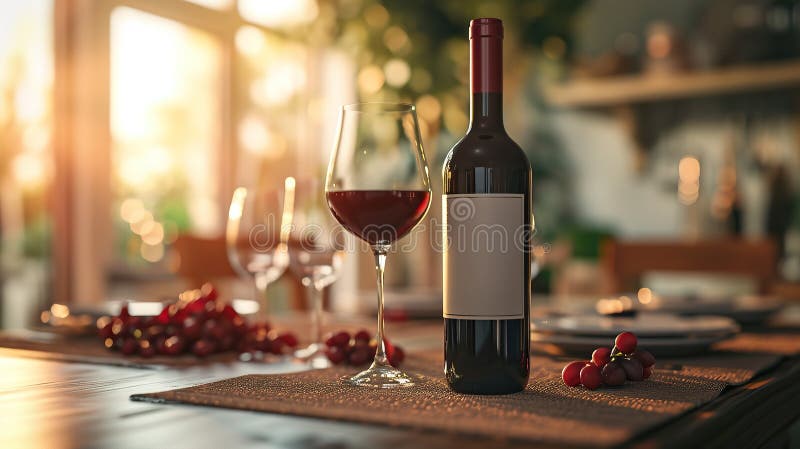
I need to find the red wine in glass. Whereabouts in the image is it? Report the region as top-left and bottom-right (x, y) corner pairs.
(326, 190), (431, 245)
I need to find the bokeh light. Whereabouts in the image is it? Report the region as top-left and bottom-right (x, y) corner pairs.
(363, 4), (389, 29)
(383, 26), (410, 54)
(238, 0), (318, 28)
(384, 58), (411, 87)
(678, 156), (700, 205)
(358, 64), (385, 94)
(416, 95), (442, 123)
(235, 25), (265, 57)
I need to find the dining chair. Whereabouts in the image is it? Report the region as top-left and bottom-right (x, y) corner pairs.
(172, 234), (306, 310)
(601, 238), (778, 294)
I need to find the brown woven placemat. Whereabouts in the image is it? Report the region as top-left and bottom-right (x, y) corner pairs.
(132, 355), (738, 448)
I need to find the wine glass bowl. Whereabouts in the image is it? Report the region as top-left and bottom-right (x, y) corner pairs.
(325, 103), (431, 388)
(226, 179), (295, 318)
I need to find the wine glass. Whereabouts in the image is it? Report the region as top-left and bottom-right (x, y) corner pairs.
(289, 178), (346, 368)
(325, 103), (431, 388)
(226, 177), (295, 319)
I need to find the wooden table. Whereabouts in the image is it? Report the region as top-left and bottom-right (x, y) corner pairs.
(2, 330), (800, 449)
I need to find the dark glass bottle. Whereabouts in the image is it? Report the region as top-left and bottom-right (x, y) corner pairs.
(442, 18), (531, 394)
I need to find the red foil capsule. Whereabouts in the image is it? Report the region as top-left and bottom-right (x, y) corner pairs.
(469, 18), (503, 93)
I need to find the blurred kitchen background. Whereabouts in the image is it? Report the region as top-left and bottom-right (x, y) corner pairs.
(2, 0), (800, 328)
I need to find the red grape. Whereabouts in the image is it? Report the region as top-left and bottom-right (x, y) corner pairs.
(200, 283), (218, 302)
(163, 335), (185, 355)
(204, 300), (220, 317)
(98, 322), (114, 339)
(152, 335), (167, 354)
(155, 307), (171, 325)
(127, 316), (143, 329)
(270, 337), (286, 355)
(203, 319), (227, 340)
(325, 346), (346, 365)
(580, 363), (602, 390)
(562, 361), (585, 387)
(615, 331), (637, 354)
(164, 325), (179, 338)
(118, 305), (131, 322)
(231, 316), (247, 335)
(326, 331), (350, 348)
(643, 366), (652, 379)
(219, 335), (235, 351)
(182, 316), (203, 340)
(185, 298), (205, 315)
(348, 346), (371, 365)
(633, 349), (656, 368)
(111, 318), (126, 337)
(621, 358), (644, 381)
(354, 329), (371, 343)
(253, 334), (272, 353)
(138, 340), (156, 358)
(144, 325), (164, 340)
(221, 304), (239, 320)
(601, 361), (626, 386)
(192, 339), (215, 357)
(276, 332), (299, 349)
(388, 346), (404, 366)
(591, 347), (612, 367)
(120, 338), (138, 355)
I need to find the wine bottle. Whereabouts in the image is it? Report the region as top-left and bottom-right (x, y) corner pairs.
(442, 18), (531, 394)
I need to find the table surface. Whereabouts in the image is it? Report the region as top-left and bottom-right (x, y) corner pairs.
(2, 323), (800, 449)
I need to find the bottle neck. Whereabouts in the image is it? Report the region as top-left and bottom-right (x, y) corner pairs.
(469, 34), (503, 129)
(471, 92), (503, 129)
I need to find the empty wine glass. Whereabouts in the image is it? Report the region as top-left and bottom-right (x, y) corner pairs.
(326, 103), (431, 388)
(226, 177), (295, 319)
(289, 178), (346, 368)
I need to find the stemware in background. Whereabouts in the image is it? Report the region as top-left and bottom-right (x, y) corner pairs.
(289, 178), (346, 368)
(326, 103), (432, 388)
(226, 177), (296, 320)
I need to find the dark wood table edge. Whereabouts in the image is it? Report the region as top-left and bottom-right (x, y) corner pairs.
(624, 355), (800, 449)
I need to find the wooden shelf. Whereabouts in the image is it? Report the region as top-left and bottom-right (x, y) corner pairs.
(545, 59), (800, 107)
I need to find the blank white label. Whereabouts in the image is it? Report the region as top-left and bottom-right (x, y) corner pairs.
(443, 194), (525, 320)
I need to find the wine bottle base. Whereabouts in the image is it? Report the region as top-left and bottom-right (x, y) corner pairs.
(446, 375), (527, 395)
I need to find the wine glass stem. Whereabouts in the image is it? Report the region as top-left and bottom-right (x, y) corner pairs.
(309, 283), (324, 346)
(372, 246), (390, 366)
(255, 282), (269, 321)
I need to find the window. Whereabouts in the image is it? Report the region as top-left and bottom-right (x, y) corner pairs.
(0, 0), (53, 327)
(110, 7), (223, 268)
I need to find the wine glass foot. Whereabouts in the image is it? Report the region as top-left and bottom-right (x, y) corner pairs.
(294, 343), (331, 369)
(345, 363), (415, 388)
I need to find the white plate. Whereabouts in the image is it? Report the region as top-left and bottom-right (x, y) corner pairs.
(531, 331), (734, 357)
(531, 313), (740, 338)
(642, 295), (783, 324)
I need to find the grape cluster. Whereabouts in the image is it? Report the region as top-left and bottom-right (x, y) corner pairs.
(323, 329), (405, 367)
(561, 331), (656, 390)
(97, 284), (299, 359)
